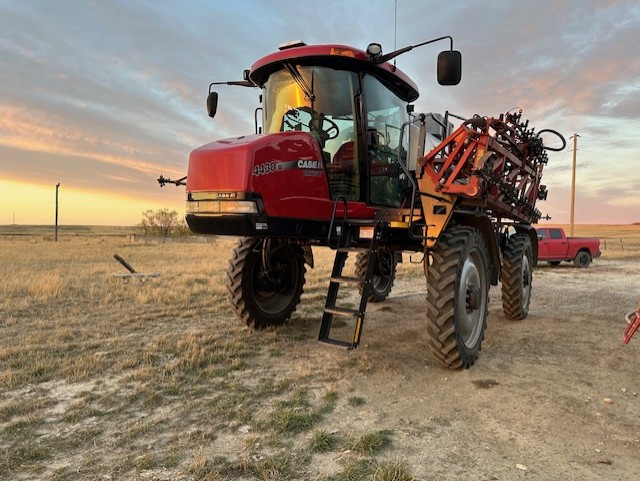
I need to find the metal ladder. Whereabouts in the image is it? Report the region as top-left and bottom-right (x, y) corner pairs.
(318, 219), (383, 349)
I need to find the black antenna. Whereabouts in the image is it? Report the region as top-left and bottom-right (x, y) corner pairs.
(394, 0), (398, 67)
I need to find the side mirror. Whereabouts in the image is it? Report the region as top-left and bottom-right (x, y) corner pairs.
(206, 92), (219, 118)
(437, 50), (462, 86)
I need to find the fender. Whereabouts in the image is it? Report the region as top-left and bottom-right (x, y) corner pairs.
(452, 211), (500, 285)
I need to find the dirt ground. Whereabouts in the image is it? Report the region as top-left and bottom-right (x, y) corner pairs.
(312, 256), (640, 480)
(2, 235), (639, 480)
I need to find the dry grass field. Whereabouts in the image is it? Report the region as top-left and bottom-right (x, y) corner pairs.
(1, 224), (639, 480)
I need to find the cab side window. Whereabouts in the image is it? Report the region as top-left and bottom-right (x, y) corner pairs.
(550, 229), (563, 240)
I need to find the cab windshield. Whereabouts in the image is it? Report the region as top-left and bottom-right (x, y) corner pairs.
(263, 66), (358, 155)
(263, 66), (361, 200)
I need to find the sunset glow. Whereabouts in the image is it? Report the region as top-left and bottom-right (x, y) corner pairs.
(0, 179), (183, 226)
(1, 1), (639, 225)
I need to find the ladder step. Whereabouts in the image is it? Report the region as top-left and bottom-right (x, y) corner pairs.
(324, 306), (358, 317)
(319, 212), (385, 351)
(330, 275), (363, 285)
(318, 338), (357, 350)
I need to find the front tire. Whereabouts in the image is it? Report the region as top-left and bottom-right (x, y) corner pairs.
(355, 248), (397, 302)
(426, 226), (490, 369)
(227, 238), (306, 329)
(501, 234), (533, 320)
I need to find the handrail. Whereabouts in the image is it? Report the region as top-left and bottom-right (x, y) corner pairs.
(327, 196), (348, 247)
(397, 116), (427, 240)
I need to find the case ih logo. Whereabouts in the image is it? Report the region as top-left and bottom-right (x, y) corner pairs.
(213, 192), (237, 199)
(296, 160), (322, 170)
(253, 160), (324, 176)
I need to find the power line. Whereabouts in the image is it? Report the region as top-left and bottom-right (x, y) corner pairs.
(547, 161), (592, 173)
(544, 147), (569, 181)
(576, 148), (637, 161)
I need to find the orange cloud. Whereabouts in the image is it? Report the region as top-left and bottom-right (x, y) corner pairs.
(0, 104), (184, 179)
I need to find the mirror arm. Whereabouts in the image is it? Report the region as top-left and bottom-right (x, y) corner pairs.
(208, 80), (255, 93)
(375, 36), (454, 64)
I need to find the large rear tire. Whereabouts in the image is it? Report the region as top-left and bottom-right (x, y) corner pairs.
(355, 248), (397, 302)
(227, 238), (306, 329)
(426, 226), (490, 369)
(501, 234), (533, 320)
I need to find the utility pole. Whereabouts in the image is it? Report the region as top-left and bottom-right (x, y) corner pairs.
(55, 183), (60, 242)
(570, 133), (578, 237)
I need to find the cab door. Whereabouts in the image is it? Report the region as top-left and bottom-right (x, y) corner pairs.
(362, 75), (410, 208)
(548, 228), (568, 258)
(537, 229), (550, 258)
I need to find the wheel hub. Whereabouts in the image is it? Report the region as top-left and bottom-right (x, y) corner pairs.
(521, 256), (532, 304)
(456, 251), (488, 349)
(466, 286), (482, 310)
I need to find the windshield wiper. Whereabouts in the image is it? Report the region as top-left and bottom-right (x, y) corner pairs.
(284, 63), (315, 104)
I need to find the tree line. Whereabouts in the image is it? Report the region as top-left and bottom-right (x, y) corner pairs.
(138, 209), (191, 238)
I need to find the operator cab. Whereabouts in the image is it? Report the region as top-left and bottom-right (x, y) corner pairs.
(192, 41), (461, 238)
(248, 42), (448, 209)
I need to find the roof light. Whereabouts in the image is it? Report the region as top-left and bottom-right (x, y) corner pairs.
(330, 47), (355, 57)
(366, 43), (383, 58)
(278, 40), (307, 50)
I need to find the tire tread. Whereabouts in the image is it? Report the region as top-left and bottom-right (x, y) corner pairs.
(425, 226), (488, 369)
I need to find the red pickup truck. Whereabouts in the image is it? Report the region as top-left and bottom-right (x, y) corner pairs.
(535, 227), (601, 268)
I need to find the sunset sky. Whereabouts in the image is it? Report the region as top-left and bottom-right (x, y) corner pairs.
(1, 0), (639, 225)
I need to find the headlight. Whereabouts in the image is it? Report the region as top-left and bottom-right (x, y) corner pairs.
(186, 200), (258, 214)
(218, 201), (258, 214)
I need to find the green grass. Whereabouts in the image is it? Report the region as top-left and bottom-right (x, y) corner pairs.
(347, 429), (393, 455)
(372, 459), (417, 481)
(327, 458), (416, 481)
(264, 389), (339, 434)
(331, 458), (374, 481)
(187, 452), (308, 481)
(321, 390), (339, 412)
(348, 396), (367, 407)
(309, 430), (339, 453)
(267, 409), (321, 434)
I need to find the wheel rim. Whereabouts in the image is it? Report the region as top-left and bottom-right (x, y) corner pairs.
(456, 249), (487, 349)
(250, 245), (301, 315)
(372, 251), (394, 293)
(521, 255), (532, 306)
